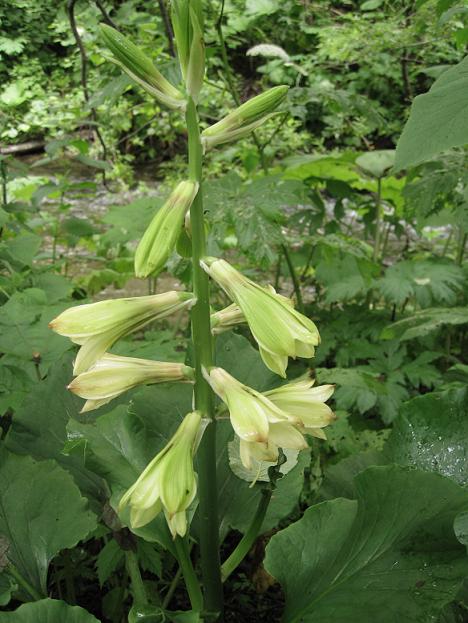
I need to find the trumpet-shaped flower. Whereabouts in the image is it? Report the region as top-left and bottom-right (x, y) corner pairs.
(119, 410), (202, 537)
(68, 354), (194, 412)
(201, 257), (319, 377)
(201, 86), (288, 150)
(204, 367), (334, 469)
(100, 25), (185, 110)
(265, 376), (335, 437)
(49, 291), (195, 374)
(204, 367), (308, 470)
(135, 181), (198, 278)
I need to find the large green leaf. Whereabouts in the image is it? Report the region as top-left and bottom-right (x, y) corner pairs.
(0, 599), (100, 622)
(395, 55), (468, 169)
(0, 289), (71, 375)
(321, 388), (468, 500)
(0, 449), (97, 594)
(265, 465), (468, 623)
(5, 356), (105, 502)
(384, 387), (468, 486)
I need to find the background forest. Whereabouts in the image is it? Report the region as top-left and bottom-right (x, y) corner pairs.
(0, 0), (468, 621)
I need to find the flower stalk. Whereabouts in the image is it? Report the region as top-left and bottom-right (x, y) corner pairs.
(186, 96), (224, 616)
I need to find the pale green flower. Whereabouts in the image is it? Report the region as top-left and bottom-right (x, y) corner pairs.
(119, 410), (202, 537)
(49, 291), (195, 374)
(201, 257), (320, 377)
(135, 181), (198, 278)
(204, 366), (308, 470)
(100, 24), (185, 110)
(265, 376), (335, 433)
(205, 367), (334, 469)
(68, 353), (194, 412)
(201, 86), (288, 149)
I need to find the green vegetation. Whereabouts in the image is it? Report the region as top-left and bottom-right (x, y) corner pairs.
(1, 0), (468, 621)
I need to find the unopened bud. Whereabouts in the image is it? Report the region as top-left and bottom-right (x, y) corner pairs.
(171, 0), (205, 100)
(135, 181), (198, 278)
(201, 86), (288, 150)
(100, 24), (185, 110)
(211, 303), (245, 334)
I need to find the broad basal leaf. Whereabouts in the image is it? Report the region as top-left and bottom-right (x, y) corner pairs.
(395, 55), (468, 169)
(0, 449), (97, 594)
(321, 387), (468, 501)
(384, 387), (468, 486)
(0, 599), (100, 622)
(5, 355), (105, 502)
(265, 465), (468, 623)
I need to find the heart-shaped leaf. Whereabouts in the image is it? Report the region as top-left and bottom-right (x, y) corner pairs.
(0, 449), (97, 594)
(0, 599), (100, 622)
(265, 465), (468, 623)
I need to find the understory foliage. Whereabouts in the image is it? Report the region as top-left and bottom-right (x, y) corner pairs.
(1, 0), (468, 622)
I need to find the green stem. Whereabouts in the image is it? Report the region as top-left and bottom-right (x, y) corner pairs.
(0, 160), (7, 207)
(441, 228), (453, 258)
(174, 537), (203, 612)
(373, 177), (383, 262)
(216, 0), (268, 174)
(162, 566), (182, 609)
(274, 252), (282, 290)
(186, 96), (223, 617)
(456, 229), (467, 266)
(7, 564), (44, 602)
(221, 489), (271, 582)
(282, 243), (304, 313)
(63, 550), (76, 604)
(125, 549), (148, 606)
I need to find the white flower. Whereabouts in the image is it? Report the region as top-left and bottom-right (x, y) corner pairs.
(68, 353), (194, 412)
(205, 367), (335, 468)
(49, 291), (195, 374)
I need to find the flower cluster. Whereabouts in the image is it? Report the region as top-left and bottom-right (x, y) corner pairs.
(204, 367), (334, 469)
(48, 11), (336, 544)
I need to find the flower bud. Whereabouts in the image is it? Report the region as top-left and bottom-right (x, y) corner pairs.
(100, 24), (185, 110)
(210, 303), (245, 334)
(171, 0), (205, 100)
(201, 86), (288, 150)
(201, 257), (319, 377)
(49, 291), (195, 374)
(135, 181), (198, 278)
(68, 353), (194, 412)
(119, 410), (202, 537)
